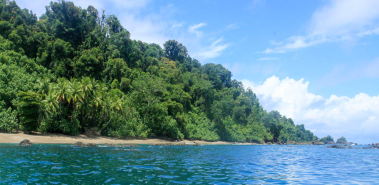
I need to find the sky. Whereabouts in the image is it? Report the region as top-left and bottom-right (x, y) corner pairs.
(16, 0), (379, 144)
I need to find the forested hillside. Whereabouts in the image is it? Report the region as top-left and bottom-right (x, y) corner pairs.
(0, 0), (316, 143)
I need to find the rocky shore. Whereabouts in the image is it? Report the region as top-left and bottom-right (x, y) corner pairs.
(363, 143), (379, 149)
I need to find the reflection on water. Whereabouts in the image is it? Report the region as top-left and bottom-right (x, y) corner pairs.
(0, 144), (378, 184)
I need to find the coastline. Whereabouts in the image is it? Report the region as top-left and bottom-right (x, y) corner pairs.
(0, 133), (252, 145)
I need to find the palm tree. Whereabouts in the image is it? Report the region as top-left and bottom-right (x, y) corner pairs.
(53, 78), (69, 103)
(42, 93), (59, 115)
(67, 79), (84, 122)
(35, 77), (50, 97)
(98, 96), (113, 132)
(52, 78), (69, 121)
(40, 92), (59, 132)
(67, 79), (84, 105)
(81, 77), (93, 99)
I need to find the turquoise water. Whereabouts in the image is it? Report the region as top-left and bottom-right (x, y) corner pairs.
(0, 144), (378, 184)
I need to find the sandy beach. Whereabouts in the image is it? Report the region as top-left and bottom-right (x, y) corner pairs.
(0, 133), (244, 145)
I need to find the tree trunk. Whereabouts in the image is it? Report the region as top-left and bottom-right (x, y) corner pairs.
(100, 118), (112, 133)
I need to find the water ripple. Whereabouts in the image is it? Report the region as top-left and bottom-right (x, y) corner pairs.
(0, 144), (378, 184)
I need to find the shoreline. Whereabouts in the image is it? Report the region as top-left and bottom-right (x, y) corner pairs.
(0, 133), (253, 145)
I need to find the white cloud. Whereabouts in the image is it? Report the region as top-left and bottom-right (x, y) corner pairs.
(117, 13), (170, 45)
(188, 23), (207, 37)
(258, 57), (279, 61)
(111, 2), (174, 46)
(310, 0), (379, 36)
(16, 0), (58, 16)
(242, 75), (379, 144)
(262, 48), (285, 54)
(172, 23), (184, 28)
(265, 0), (379, 53)
(269, 40), (282, 46)
(193, 37), (230, 60)
(227, 23), (239, 30)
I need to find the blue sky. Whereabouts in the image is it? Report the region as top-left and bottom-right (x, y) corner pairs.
(17, 0), (379, 143)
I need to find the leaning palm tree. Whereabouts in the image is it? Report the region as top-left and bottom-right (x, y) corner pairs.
(78, 99), (94, 126)
(92, 81), (107, 111)
(99, 96), (115, 132)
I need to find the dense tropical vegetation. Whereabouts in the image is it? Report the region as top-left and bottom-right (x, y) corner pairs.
(0, 0), (317, 143)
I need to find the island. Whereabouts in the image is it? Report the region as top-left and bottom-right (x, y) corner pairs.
(0, 0), (329, 145)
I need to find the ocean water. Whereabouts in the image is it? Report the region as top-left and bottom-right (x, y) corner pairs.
(0, 144), (378, 184)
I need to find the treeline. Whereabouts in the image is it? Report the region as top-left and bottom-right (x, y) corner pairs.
(0, 0), (316, 143)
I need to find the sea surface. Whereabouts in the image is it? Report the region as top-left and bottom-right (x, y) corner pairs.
(0, 144), (378, 184)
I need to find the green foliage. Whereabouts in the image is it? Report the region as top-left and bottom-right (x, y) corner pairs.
(180, 112), (219, 141)
(320, 135), (334, 144)
(17, 91), (41, 132)
(336, 136), (347, 144)
(0, 0), (318, 142)
(107, 104), (149, 139)
(0, 101), (19, 132)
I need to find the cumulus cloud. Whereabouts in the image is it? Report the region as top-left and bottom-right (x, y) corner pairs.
(265, 0), (379, 53)
(242, 76), (379, 144)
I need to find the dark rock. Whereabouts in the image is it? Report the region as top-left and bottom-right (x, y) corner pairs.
(86, 143), (97, 147)
(73, 142), (97, 147)
(183, 142), (201, 146)
(295, 142), (313, 145)
(84, 127), (100, 137)
(326, 145), (345, 149)
(19, 139), (32, 146)
(73, 142), (85, 147)
(104, 144), (139, 148)
(154, 142), (201, 146)
(155, 143), (174, 146)
(369, 145), (379, 149)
